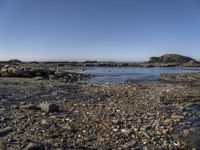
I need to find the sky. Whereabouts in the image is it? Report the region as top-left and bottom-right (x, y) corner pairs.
(0, 0), (200, 62)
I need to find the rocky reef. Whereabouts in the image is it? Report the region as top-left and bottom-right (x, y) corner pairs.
(0, 64), (91, 82)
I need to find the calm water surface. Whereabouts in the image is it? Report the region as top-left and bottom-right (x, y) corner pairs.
(75, 67), (200, 83)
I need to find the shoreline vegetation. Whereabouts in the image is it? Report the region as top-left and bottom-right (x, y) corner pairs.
(0, 54), (200, 149)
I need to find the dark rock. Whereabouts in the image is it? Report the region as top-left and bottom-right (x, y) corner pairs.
(7, 137), (17, 143)
(25, 142), (46, 150)
(149, 57), (160, 63)
(149, 54), (195, 63)
(0, 126), (13, 136)
(0, 65), (91, 82)
(39, 102), (59, 113)
(8, 59), (22, 64)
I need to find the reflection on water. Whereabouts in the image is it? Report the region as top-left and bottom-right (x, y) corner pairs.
(75, 67), (200, 83)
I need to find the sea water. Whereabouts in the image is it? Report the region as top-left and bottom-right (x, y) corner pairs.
(75, 67), (200, 83)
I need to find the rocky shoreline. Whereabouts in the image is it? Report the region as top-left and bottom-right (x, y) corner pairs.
(160, 72), (200, 85)
(0, 78), (189, 149)
(0, 56), (200, 149)
(0, 78), (200, 149)
(0, 64), (91, 82)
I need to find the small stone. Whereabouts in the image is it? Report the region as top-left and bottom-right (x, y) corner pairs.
(113, 128), (118, 132)
(172, 115), (184, 119)
(34, 77), (44, 80)
(143, 146), (148, 150)
(41, 119), (49, 125)
(49, 115), (57, 119)
(20, 104), (38, 110)
(20, 102), (26, 105)
(49, 75), (57, 80)
(7, 137), (17, 143)
(123, 141), (137, 148)
(173, 141), (181, 147)
(142, 124), (151, 130)
(25, 142), (45, 150)
(121, 128), (133, 136)
(142, 132), (151, 139)
(62, 125), (77, 133)
(39, 102), (59, 113)
(164, 119), (171, 125)
(112, 119), (121, 125)
(0, 126), (13, 136)
(0, 117), (11, 122)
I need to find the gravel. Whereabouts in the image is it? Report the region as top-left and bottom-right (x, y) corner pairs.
(0, 75), (199, 149)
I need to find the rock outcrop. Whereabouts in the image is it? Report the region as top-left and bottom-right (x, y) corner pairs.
(8, 59), (22, 64)
(149, 54), (195, 63)
(0, 65), (91, 82)
(160, 73), (200, 85)
(183, 60), (200, 67)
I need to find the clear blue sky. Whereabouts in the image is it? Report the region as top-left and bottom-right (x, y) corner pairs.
(0, 0), (200, 61)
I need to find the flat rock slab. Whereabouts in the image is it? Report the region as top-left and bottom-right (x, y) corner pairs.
(160, 73), (200, 85)
(160, 87), (200, 104)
